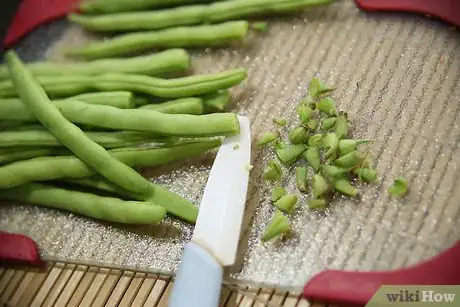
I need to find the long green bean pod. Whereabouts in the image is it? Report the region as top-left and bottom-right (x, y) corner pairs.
(0, 139), (221, 189)
(0, 68), (247, 99)
(0, 148), (55, 165)
(68, 22), (249, 59)
(69, 0), (334, 32)
(0, 130), (167, 149)
(139, 98), (204, 115)
(0, 183), (166, 224)
(79, 0), (213, 13)
(0, 49), (190, 80)
(6, 51), (153, 195)
(64, 176), (198, 223)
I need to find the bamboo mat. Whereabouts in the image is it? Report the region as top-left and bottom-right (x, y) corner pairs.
(0, 263), (331, 307)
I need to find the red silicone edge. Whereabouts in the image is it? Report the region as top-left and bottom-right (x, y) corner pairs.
(3, 0), (81, 48)
(0, 231), (44, 267)
(355, 0), (460, 28)
(303, 241), (460, 306)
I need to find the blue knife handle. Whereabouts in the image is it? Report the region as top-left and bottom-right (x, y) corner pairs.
(169, 242), (223, 307)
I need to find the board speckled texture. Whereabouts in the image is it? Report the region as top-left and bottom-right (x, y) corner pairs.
(0, 0), (459, 291)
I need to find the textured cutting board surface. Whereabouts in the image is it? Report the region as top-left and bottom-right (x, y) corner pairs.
(0, 0), (459, 290)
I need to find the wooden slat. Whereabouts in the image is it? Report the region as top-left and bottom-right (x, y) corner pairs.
(105, 271), (135, 306)
(42, 264), (76, 307)
(142, 277), (170, 306)
(0, 269), (15, 295)
(156, 280), (174, 307)
(53, 265), (87, 307)
(30, 263), (65, 307)
(1, 270), (26, 303)
(15, 265), (53, 307)
(118, 272), (146, 307)
(131, 274), (158, 306)
(66, 266), (97, 307)
(8, 269), (36, 306)
(78, 268), (111, 306)
(91, 269), (123, 307)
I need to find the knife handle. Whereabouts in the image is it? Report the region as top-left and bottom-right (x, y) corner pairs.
(169, 242), (223, 307)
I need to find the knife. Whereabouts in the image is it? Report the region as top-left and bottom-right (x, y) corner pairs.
(169, 115), (251, 307)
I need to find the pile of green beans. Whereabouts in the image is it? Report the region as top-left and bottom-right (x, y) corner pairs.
(69, 0), (334, 32)
(0, 49), (190, 80)
(0, 68), (247, 98)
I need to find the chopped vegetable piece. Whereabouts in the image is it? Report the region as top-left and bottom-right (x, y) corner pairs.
(308, 199), (328, 210)
(276, 144), (307, 165)
(307, 134), (323, 147)
(245, 164), (254, 171)
(304, 147), (320, 172)
(274, 194), (298, 214)
(251, 21), (269, 32)
(297, 105), (315, 124)
(312, 174), (329, 198)
(322, 133), (339, 160)
(202, 90), (230, 111)
(333, 178), (358, 197)
(335, 112), (349, 139)
(271, 186), (286, 202)
(353, 168), (378, 182)
(263, 160), (282, 181)
(321, 117), (337, 131)
(320, 164), (350, 180)
(274, 140), (287, 150)
(288, 126), (309, 144)
(305, 119), (317, 131)
(299, 95), (316, 108)
(316, 97), (337, 116)
(273, 118), (287, 126)
(233, 144), (240, 150)
(308, 77), (334, 98)
(257, 131), (279, 147)
(335, 150), (366, 169)
(338, 139), (372, 156)
(388, 177), (408, 197)
(296, 167), (308, 192)
(262, 210), (291, 242)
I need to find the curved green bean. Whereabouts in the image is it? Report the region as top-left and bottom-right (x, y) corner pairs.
(80, 0), (213, 13)
(0, 138), (221, 189)
(69, 0), (333, 32)
(0, 130), (167, 148)
(0, 148), (55, 165)
(0, 68), (247, 99)
(0, 183), (166, 224)
(6, 51), (152, 195)
(140, 98), (204, 114)
(0, 49), (190, 80)
(67, 21), (249, 59)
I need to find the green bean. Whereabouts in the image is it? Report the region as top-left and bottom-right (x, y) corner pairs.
(319, 164), (349, 180)
(308, 77), (334, 98)
(262, 210), (291, 242)
(273, 118), (287, 126)
(388, 177), (408, 198)
(312, 174), (329, 198)
(305, 119), (317, 131)
(338, 139), (372, 156)
(307, 133), (323, 147)
(322, 133), (339, 160)
(316, 97), (337, 116)
(251, 22), (269, 32)
(69, 0), (333, 32)
(288, 126), (309, 144)
(202, 90), (230, 111)
(276, 144), (306, 165)
(334, 150), (366, 169)
(335, 112), (349, 140)
(0, 93), (134, 122)
(6, 51), (155, 195)
(1, 99), (239, 137)
(333, 178), (357, 197)
(0, 138), (221, 189)
(321, 117), (337, 131)
(0, 120), (26, 130)
(0, 68), (247, 99)
(297, 105), (315, 124)
(80, 0), (213, 13)
(68, 21), (249, 59)
(0, 130), (167, 149)
(274, 194), (297, 214)
(274, 140), (287, 150)
(140, 98), (204, 115)
(0, 50), (190, 80)
(64, 176), (198, 223)
(296, 167), (308, 192)
(307, 198), (328, 210)
(303, 147), (320, 172)
(270, 186), (286, 202)
(263, 160), (282, 181)
(353, 168), (377, 182)
(257, 131), (279, 147)
(0, 183), (166, 224)
(0, 148), (55, 165)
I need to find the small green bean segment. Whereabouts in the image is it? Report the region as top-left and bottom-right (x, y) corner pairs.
(276, 144), (307, 165)
(262, 210), (291, 242)
(274, 194), (298, 214)
(270, 186), (286, 202)
(0, 183), (166, 224)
